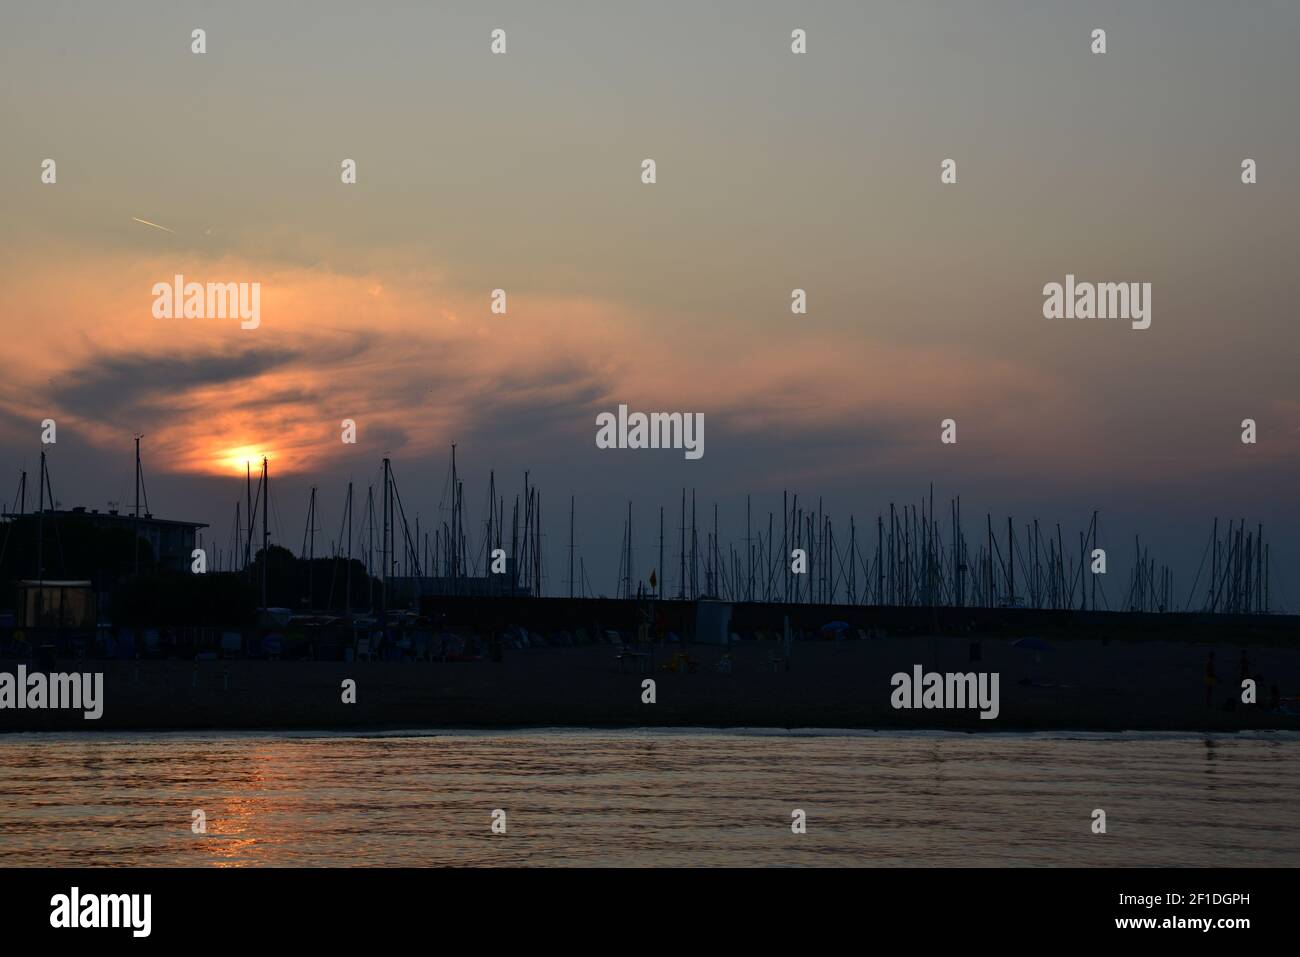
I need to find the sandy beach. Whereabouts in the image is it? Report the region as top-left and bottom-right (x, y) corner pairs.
(3, 633), (1297, 732)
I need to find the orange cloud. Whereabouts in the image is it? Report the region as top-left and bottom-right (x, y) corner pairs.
(0, 250), (1075, 486)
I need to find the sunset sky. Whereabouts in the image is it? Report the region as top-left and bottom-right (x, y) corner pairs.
(2, 1), (1298, 602)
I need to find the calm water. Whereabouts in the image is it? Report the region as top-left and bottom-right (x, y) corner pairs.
(1, 729), (1297, 867)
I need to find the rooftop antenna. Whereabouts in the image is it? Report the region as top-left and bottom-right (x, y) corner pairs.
(261, 456), (269, 609)
(346, 480), (353, 618)
(36, 450), (46, 585)
(245, 461), (253, 576)
(134, 433), (143, 574)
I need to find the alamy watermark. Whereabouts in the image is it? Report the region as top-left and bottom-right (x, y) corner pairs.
(890, 664), (999, 720)
(50, 887), (150, 937)
(1042, 274), (1150, 330)
(0, 665), (103, 719)
(595, 404), (704, 460)
(152, 274), (260, 329)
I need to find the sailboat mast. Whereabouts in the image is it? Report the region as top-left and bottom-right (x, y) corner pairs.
(261, 456), (269, 608)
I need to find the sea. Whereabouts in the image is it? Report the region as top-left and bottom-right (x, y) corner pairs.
(1, 729), (1297, 867)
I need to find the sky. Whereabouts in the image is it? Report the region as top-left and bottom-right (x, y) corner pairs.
(1, 0), (1298, 605)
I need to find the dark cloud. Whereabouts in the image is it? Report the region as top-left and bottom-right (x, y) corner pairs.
(50, 331), (379, 426)
(53, 349), (303, 422)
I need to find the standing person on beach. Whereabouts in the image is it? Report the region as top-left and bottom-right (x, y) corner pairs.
(1205, 651), (1218, 708)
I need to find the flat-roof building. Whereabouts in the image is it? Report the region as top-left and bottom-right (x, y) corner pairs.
(1, 507), (208, 575)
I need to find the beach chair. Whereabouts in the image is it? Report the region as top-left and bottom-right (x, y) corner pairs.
(665, 652), (696, 674)
(610, 631), (640, 671)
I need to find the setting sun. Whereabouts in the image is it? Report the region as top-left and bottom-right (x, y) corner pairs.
(216, 446), (274, 475)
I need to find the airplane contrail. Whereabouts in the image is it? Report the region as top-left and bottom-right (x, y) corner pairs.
(131, 216), (176, 234)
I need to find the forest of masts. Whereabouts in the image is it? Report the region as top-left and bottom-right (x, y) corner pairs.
(195, 448), (1279, 616)
(212, 447), (546, 614)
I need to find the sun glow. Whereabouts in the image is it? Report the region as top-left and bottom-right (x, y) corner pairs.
(217, 446), (273, 475)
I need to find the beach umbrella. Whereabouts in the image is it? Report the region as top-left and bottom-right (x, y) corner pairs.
(1013, 635), (1051, 668)
(1012, 637), (1051, 651)
(819, 620), (851, 640)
